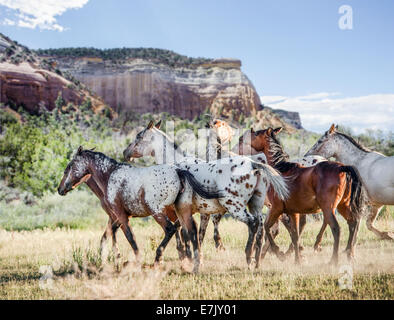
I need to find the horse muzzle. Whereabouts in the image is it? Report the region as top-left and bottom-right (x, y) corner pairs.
(58, 183), (71, 196)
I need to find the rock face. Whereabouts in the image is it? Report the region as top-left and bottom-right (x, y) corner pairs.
(50, 57), (261, 120)
(0, 62), (85, 114)
(0, 34), (107, 115)
(260, 105), (303, 129)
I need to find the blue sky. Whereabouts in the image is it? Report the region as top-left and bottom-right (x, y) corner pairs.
(0, 0), (393, 133)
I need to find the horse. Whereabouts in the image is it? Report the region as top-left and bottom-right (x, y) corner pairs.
(57, 146), (221, 273)
(306, 124), (394, 240)
(212, 120), (327, 255)
(239, 127), (366, 265)
(123, 120), (289, 268)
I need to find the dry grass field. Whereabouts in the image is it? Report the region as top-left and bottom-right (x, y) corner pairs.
(0, 210), (393, 300)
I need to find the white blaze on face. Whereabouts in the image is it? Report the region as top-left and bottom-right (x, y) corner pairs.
(63, 166), (73, 186)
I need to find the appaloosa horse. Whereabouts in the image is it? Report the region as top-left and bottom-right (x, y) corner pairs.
(240, 127), (366, 265)
(123, 120), (290, 268)
(306, 124), (394, 240)
(58, 146), (221, 272)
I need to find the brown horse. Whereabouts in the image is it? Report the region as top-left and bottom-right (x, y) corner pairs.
(240, 127), (366, 265)
(58, 146), (221, 272)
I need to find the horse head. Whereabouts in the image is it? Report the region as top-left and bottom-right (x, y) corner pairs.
(212, 119), (234, 144)
(58, 146), (92, 195)
(305, 124), (339, 158)
(239, 127), (282, 156)
(123, 120), (161, 161)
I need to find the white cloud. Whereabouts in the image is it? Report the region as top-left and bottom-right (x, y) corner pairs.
(261, 93), (394, 134)
(0, 0), (89, 31)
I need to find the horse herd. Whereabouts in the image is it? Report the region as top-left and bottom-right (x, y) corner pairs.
(57, 120), (394, 273)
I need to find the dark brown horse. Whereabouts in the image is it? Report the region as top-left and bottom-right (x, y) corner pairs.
(58, 146), (220, 272)
(240, 127), (366, 265)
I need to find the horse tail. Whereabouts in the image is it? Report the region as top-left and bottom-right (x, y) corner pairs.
(176, 169), (223, 199)
(252, 162), (289, 201)
(340, 166), (366, 217)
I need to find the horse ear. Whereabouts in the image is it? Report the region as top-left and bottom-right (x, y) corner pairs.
(273, 127), (283, 134)
(77, 146), (83, 155)
(329, 124), (336, 134)
(147, 120), (154, 130)
(266, 128), (272, 135)
(251, 127), (255, 133)
(155, 120), (162, 129)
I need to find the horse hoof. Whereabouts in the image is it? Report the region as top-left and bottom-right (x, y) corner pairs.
(314, 245), (322, 253)
(299, 245), (305, 252)
(277, 251), (286, 262)
(381, 232), (394, 240)
(192, 267), (200, 274)
(216, 244), (226, 251)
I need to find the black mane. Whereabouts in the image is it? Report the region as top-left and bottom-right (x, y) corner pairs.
(81, 149), (121, 166)
(335, 132), (371, 153)
(262, 130), (298, 173)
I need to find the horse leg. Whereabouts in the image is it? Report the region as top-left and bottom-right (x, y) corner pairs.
(175, 203), (200, 273)
(199, 213), (210, 248)
(298, 214), (307, 252)
(119, 217), (140, 263)
(261, 219), (280, 260)
(173, 220), (187, 260)
(314, 221), (328, 252)
(111, 220), (121, 263)
(281, 214), (304, 256)
(264, 207), (286, 261)
(283, 214), (297, 257)
(366, 205), (394, 240)
(321, 207), (340, 266)
(219, 198), (258, 267)
(248, 193), (265, 268)
(151, 213), (178, 265)
(212, 214), (225, 251)
(337, 204), (360, 262)
(289, 214), (301, 264)
(100, 218), (113, 263)
(181, 227), (193, 261)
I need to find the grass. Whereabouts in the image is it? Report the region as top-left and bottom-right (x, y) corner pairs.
(0, 211), (393, 299)
(0, 189), (107, 231)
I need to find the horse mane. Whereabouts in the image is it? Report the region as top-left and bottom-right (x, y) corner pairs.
(257, 130), (298, 173)
(335, 132), (371, 153)
(81, 149), (120, 166)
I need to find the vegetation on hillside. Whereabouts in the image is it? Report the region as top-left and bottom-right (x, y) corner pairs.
(36, 47), (213, 68)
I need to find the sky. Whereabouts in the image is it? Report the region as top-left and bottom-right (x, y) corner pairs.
(0, 0), (393, 133)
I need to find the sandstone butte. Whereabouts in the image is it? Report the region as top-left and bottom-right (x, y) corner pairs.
(51, 56), (261, 121)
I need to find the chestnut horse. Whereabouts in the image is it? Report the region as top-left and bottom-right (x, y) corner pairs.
(58, 146), (221, 272)
(241, 127), (366, 264)
(306, 124), (394, 240)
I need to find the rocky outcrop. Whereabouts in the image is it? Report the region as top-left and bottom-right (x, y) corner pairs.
(0, 62), (84, 113)
(0, 33), (109, 116)
(48, 56), (261, 120)
(259, 105), (303, 129)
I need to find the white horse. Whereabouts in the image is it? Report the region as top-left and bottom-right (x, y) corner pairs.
(123, 120), (289, 269)
(306, 124), (394, 240)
